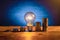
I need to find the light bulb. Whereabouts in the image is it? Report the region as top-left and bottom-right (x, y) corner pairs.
(24, 12), (36, 26)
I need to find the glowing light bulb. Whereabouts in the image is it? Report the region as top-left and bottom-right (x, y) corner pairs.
(24, 12), (36, 26)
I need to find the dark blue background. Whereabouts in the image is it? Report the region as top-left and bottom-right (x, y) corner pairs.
(0, 0), (60, 26)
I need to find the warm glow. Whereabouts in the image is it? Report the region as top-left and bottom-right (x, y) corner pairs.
(24, 12), (36, 22)
(23, 32), (35, 40)
(26, 16), (33, 20)
(24, 12), (36, 26)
